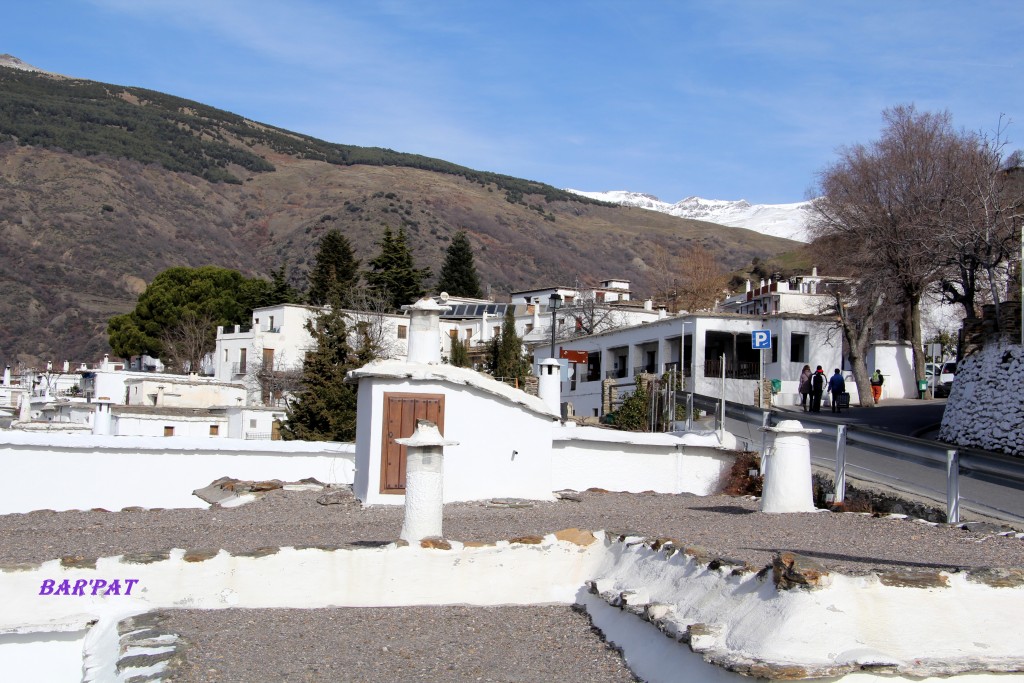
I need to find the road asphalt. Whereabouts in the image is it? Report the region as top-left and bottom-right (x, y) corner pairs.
(778, 397), (947, 438)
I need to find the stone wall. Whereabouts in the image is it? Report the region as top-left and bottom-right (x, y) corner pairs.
(939, 342), (1024, 456)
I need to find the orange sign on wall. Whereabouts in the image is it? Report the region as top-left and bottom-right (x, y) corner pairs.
(559, 349), (589, 364)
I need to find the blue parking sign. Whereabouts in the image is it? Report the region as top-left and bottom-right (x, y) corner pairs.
(752, 330), (772, 349)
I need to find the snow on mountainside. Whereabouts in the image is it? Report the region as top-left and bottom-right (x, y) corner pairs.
(0, 54), (59, 76)
(567, 189), (814, 242)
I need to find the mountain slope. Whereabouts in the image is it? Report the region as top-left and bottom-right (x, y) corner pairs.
(567, 190), (814, 242)
(0, 64), (799, 366)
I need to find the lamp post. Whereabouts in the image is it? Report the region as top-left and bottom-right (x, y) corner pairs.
(549, 292), (562, 360)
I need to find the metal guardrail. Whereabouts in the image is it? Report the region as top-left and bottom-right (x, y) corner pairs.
(680, 391), (1024, 524)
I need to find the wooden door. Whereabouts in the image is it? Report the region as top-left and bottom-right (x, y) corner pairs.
(380, 392), (445, 494)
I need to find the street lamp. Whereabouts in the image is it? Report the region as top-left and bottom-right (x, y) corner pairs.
(549, 292), (563, 360)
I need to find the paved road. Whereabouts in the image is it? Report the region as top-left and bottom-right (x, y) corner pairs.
(777, 398), (947, 437)
(722, 398), (1024, 526)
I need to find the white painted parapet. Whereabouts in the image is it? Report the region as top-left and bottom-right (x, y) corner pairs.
(537, 358), (562, 415)
(396, 420), (458, 542)
(760, 420), (820, 513)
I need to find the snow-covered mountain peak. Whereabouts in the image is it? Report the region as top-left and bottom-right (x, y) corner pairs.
(567, 189), (813, 242)
(0, 54), (60, 76)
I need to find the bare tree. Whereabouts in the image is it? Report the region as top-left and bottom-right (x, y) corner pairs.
(342, 289), (402, 360)
(246, 356), (304, 407)
(936, 117), (1024, 324)
(676, 244), (729, 312)
(814, 274), (890, 407)
(811, 105), (965, 386)
(558, 277), (626, 339)
(160, 312), (217, 374)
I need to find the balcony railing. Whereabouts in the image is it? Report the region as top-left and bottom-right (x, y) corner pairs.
(703, 358), (759, 380)
(231, 362), (248, 376)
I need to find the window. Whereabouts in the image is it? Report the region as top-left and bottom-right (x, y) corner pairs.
(397, 325), (408, 339)
(790, 333), (808, 363)
(465, 329), (473, 339)
(209, 425), (219, 436)
(525, 324), (534, 333)
(269, 315), (275, 330)
(238, 348), (247, 374)
(163, 426), (174, 437)
(250, 419), (258, 429)
(493, 326), (501, 337)
(449, 329), (458, 339)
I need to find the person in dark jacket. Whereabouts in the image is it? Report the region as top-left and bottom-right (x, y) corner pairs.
(828, 368), (846, 413)
(809, 365), (826, 412)
(798, 364), (812, 411)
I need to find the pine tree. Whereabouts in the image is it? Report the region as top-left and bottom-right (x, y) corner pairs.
(280, 303), (366, 442)
(307, 230), (360, 306)
(436, 230), (483, 298)
(365, 226), (431, 310)
(269, 261), (302, 304)
(449, 336), (470, 367)
(493, 306), (530, 385)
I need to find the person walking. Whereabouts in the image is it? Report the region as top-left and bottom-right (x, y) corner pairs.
(828, 368), (846, 413)
(809, 365), (826, 413)
(798, 364), (812, 411)
(870, 369), (884, 404)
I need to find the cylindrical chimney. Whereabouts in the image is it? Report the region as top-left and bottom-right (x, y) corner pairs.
(404, 297), (450, 364)
(537, 358), (562, 414)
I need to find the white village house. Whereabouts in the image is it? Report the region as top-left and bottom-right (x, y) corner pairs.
(533, 311), (849, 417)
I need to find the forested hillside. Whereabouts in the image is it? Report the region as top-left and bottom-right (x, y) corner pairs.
(0, 67), (800, 366)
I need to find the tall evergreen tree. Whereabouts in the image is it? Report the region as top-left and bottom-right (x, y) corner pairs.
(269, 261), (302, 304)
(280, 300), (375, 442)
(436, 230), (483, 298)
(493, 306), (530, 385)
(449, 336), (470, 368)
(307, 230), (360, 306)
(365, 226), (431, 310)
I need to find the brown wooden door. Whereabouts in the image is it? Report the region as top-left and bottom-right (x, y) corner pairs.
(380, 392), (445, 494)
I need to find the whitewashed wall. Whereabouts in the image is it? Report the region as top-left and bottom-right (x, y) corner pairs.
(0, 433), (354, 513)
(352, 365), (558, 505)
(113, 414), (229, 438)
(867, 341), (917, 399)
(552, 426), (734, 495)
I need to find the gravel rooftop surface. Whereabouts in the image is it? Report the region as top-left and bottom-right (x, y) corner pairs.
(159, 606), (638, 683)
(1, 487), (1022, 572)
(5, 488), (1023, 682)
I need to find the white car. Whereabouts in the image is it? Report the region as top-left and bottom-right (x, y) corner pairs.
(935, 361), (956, 397)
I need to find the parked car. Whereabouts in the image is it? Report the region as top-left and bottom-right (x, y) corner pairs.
(935, 361), (957, 397)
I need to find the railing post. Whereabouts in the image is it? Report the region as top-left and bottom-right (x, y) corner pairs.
(946, 448), (960, 524)
(759, 411), (771, 474)
(834, 424), (847, 504)
(686, 392), (693, 431)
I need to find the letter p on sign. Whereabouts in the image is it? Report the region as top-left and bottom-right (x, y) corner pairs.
(752, 330), (771, 349)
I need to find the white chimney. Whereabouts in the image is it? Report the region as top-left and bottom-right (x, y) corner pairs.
(537, 359), (562, 414)
(760, 420), (821, 513)
(2, 366), (9, 387)
(396, 420), (459, 542)
(812, 266), (818, 277)
(92, 397), (113, 436)
(644, 299), (653, 311)
(745, 280), (751, 293)
(404, 296), (450, 364)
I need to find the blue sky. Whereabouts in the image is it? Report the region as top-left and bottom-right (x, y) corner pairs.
(5, 1), (1024, 204)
